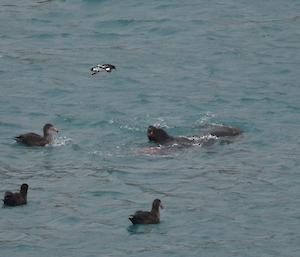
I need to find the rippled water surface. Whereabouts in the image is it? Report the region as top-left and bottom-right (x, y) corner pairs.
(1, 0), (300, 256)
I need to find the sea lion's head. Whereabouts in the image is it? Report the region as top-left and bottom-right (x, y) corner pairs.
(147, 126), (171, 143)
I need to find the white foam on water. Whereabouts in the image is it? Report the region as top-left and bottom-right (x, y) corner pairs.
(51, 137), (72, 147)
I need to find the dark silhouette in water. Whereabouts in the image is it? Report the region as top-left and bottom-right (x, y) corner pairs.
(90, 64), (116, 75)
(3, 184), (28, 206)
(147, 124), (243, 146)
(14, 123), (59, 146)
(129, 199), (163, 224)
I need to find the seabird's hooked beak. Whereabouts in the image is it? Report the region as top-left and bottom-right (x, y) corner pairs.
(52, 127), (59, 133)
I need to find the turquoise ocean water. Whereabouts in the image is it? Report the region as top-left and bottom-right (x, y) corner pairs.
(1, 0), (300, 256)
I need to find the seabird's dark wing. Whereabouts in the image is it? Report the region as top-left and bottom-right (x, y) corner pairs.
(14, 133), (46, 146)
(3, 192), (21, 206)
(129, 211), (159, 224)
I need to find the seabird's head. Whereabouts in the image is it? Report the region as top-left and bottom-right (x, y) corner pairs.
(44, 124), (59, 133)
(152, 199), (163, 210)
(20, 184), (29, 195)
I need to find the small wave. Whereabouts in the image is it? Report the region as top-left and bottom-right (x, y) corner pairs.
(186, 134), (219, 141)
(120, 125), (141, 131)
(152, 117), (171, 129)
(200, 134), (219, 140)
(89, 150), (111, 156)
(52, 137), (72, 147)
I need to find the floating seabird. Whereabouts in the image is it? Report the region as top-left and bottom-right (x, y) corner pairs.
(3, 184), (28, 206)
(129, 199), (163, 224)
(14, 123), (59, 146)
(90, 64), (116, 75)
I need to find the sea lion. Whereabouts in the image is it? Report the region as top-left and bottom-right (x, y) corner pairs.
(147, 124), (243, 146)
